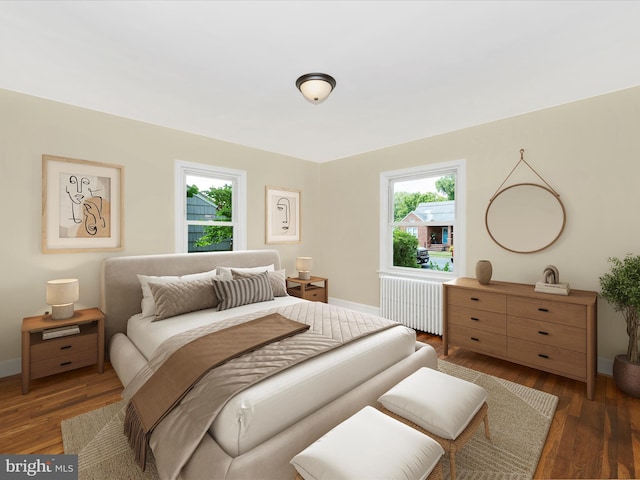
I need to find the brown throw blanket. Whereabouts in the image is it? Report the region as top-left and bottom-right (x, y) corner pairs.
(124, 313), (309, 469)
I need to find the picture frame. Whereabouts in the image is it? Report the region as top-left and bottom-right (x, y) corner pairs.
(42, 154), (124, 253)
(265, 186), (301, 244)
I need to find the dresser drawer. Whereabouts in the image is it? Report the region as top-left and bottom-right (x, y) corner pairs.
(448, 304), (506, 335)
(31, 349), (97, 379)
(508, 316), (586, 353)
(508, 337), (585, 379)
(31, 333), (97, 363)
(449, 324), (507, 357)
(507, 296), (585, 327)
(447, 288), (506, 313)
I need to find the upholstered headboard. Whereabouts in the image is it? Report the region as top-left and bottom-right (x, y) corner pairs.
(100, 249), (282, 345)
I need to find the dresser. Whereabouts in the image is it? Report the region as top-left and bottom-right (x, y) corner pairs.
(443, 278), (597, 399)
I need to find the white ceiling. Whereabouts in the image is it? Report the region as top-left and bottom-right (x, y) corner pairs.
(2, 1), (640, 162)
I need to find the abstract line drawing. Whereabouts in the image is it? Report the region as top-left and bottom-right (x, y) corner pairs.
(42, 155), (123, 253)
(266, 187), (300, 244)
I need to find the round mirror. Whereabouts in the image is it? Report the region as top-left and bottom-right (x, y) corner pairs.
(485, 183), (566, 254)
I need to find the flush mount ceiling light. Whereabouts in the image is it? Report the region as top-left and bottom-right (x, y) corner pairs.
(295, 73), (336, 105)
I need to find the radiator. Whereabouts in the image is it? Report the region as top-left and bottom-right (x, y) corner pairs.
(380, 276), (443, 335)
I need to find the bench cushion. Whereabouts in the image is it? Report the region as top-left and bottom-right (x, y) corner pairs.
(378, 367), (487, 439)
(291, 406), (443, 480)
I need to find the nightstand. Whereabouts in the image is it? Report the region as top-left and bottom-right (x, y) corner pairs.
(21, 307), (105, 394)
(287, 276), (329, 303)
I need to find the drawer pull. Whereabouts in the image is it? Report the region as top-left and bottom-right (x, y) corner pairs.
(470, 317), (480, 321)
(470, 297), (480, 302)
(538, 331), (549, 335)
(60, 361), (72, 366)
(538, 308), (549, 312)
(538, 354), (549, 359)
(60, 345), (72, 350)
(470, 337), (480, 342)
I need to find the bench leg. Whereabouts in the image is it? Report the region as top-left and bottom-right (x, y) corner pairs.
(483, 412), (491, 440)
(449, 445), (457, 480)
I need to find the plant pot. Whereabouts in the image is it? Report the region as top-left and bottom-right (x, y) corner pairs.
(475, 260), (492, 285)
(612, 354), (640, 398)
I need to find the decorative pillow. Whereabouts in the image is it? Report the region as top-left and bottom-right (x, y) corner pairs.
(216, 264), (275, 281)
(212, 271), (274, 311)
(149, 278), (218, 321)
(137, 269), (218, 318)
(232, 268), (288, 297)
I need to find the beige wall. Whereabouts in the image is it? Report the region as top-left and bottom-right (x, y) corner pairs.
(1, 85), (638, 374)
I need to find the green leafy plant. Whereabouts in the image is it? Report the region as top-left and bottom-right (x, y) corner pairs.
(599, 254), (640, 364)
(393, 229), (419, 268)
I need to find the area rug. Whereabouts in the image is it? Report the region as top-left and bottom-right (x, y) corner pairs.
(61, 361), (558, 480)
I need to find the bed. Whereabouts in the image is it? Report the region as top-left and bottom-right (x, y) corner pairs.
(101, 249), (438, 480)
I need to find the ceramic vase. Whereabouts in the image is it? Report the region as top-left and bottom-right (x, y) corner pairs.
(475, 260), (492, 285)
(613, 354), (640, 398)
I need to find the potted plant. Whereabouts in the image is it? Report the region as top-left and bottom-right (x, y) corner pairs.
(599, 254), (640, 397)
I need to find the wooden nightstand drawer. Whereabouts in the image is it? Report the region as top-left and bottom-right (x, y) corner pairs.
(448, 288), (506, 313)
(303, 287), (326, 301)
(31, 330), (97, 362)
(31, 347), (97, 379)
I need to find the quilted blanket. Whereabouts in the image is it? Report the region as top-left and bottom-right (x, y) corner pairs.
(122, 301), (397, 480)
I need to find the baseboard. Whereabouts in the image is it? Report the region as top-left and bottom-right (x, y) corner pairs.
(0, 357), (21, 379)
(328, 297), (380, 316)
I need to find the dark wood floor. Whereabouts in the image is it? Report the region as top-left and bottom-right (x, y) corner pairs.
(1, 334), (639, 478)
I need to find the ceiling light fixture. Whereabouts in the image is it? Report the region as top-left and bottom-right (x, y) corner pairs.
(295, 73), (336, 105)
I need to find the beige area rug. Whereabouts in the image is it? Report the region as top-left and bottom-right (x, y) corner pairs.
(61, 361), (558, 480)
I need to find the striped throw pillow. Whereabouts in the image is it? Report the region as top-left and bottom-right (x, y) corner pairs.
(212, 271), (275, 311)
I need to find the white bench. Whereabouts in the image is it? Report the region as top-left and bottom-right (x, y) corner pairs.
(291, 406), (444, 480)
(378, 367), (491, 480)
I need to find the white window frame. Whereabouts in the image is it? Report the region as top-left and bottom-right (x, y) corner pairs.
(379, 159), (466, 280)
(175, 160), (247, 253)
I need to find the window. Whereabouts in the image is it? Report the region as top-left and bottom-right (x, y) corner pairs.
(380, 159), (465, 278)
(175, 160), (246, 253)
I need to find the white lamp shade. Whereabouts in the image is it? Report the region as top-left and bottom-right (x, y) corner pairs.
(296, 257), (313, 272)
(46, 278), (79, 305)
(299, 79), (333, 104)
(296, 257), (313, 279)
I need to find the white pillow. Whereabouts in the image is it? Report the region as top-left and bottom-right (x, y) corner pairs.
(137, 268), (218, 318)
(378, 367), (488, 440)
(216, 264), (274, 281)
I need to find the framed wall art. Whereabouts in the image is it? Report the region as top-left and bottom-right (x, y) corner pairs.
(42, 154), (124, 253)
(265, 186), (300, 244)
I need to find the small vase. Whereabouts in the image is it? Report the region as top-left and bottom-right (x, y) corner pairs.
(475, 260), (492, 285)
